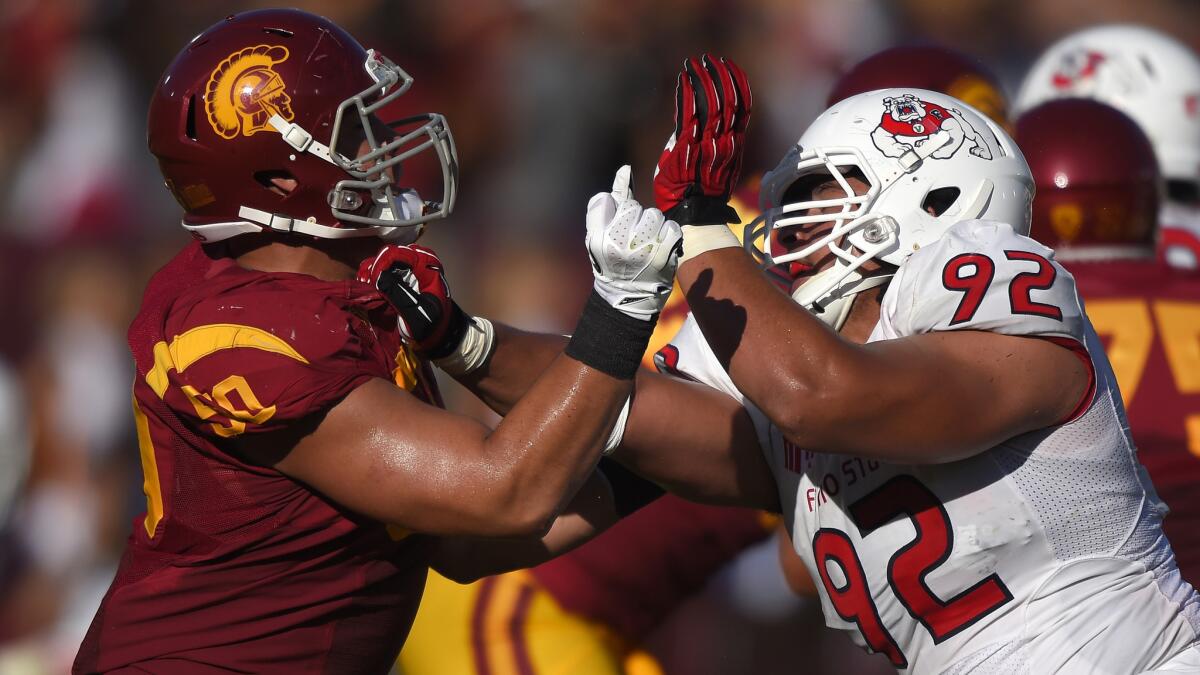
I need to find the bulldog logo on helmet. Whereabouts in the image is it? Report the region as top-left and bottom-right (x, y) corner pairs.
(205, 45), (295, 139)
(871, 93), (993, 161)
(1050, 49), (1107, 91)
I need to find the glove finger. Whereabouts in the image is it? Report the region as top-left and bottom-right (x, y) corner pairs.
(689, 56), (721, 138)
(678, 63), (698, 142)
(723, 56), (753, 132)
(359, 245), (416, 286)
(702, 54), (731, 135)
(684, 58), (712, 148)
(587, 191), (617, 229)
(611, 164), (633, 203)
(672, 71), (686, 141)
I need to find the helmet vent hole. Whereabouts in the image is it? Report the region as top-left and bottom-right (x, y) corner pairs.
(1167, 179), (1199, 204)
(254, 170), (297, 197)
(1139, 55), (1156, 78)
(185, 95), (198, 141)
(263, 27), (294, 38)
(923, 187), (960, 216)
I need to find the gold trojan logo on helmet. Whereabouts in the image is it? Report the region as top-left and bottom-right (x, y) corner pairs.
(205, 45), (295, 139)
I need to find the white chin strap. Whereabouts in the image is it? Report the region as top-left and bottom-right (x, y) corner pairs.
(181, 190), (426, 245)
(791, 266), (893, 331)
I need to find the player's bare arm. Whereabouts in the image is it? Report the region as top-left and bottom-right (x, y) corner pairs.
(676, 248), (1087, 463)
(272, 360), (625, 538)
(426, 468), (617, 583)
(436, 319), (778, 510)
(609, 371), (780, 511)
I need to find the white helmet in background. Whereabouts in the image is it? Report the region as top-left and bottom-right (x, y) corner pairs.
(746, 88), (1033, 329)
(1015, 25), (1200, 187)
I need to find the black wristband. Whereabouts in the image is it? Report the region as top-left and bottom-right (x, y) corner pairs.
(425, 302), (471, 360)
(599, 457), (665, 518)
(565, 291), (656, 380)
(665, 197), (740, 225)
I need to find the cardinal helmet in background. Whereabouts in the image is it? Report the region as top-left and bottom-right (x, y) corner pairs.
(147, 9), (458, 244)
(828, 44), (1010, 127)
(746, 88), (1032, 329)
(1016, 98), (1161, 261)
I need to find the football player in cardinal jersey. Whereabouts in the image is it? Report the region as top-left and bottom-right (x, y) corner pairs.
(74, 9), (683, 674)
(1016, 97), (1200, 587)
(427, 57), (1200, 672)
(1016, 25), (1200, 272)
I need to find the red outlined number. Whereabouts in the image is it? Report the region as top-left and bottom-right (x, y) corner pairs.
(813, 528), (907, 668)
(941, 253), (995, 325)
(852, 475), (1013, 642)
(811, 475), (1013, 665)
(941, 250), (1065, 324)
(1005, 250), (1063, 320)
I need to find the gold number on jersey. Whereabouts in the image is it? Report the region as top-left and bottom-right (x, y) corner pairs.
(182, 375), (276, 437)
(1088, 299), (1200, 456)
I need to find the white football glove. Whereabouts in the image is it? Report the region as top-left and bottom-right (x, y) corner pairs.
(585, 165), (683, 321)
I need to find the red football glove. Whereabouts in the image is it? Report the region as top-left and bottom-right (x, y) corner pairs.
(654, 54), (753, 225)
(358, 245), (468, 357)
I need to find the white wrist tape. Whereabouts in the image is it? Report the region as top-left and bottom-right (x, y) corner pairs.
(433, 316), (496, 376)
(602, 395), (633, 455)
(679, 224), (741, 265)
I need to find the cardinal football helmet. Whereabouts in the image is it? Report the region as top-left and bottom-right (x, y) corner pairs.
(1017, 99), (1161, 261)
(147, 9), (458, 244)
(746, 89), (1033, 327)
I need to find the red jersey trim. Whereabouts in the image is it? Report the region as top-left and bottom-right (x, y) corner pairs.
(1037, 336), (1097, 425)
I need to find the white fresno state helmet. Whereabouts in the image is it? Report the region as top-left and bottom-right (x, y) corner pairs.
(1015, 25), (1200, 186)
(747, 88), (1033, 327)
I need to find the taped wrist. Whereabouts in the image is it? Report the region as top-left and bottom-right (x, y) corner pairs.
(679, 223), (741, 265)
(565, 291), (656, 380)
(433, 314), (496, 376)
(426, 302), (471, 360)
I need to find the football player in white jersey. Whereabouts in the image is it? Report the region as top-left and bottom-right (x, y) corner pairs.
(385, 57), (1200, 673)
(654, 62), (1200, 671)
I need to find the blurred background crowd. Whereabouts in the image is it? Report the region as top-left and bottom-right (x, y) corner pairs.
(1, 0), (1198, 672)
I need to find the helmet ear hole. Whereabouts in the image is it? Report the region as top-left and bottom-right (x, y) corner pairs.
(923, 187), (961, 216)
(254, 170), (297, 196)
(1167, 179), (1199, 204)
(186, 95), (198, 141)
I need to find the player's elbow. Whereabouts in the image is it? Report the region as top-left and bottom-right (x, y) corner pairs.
(756, 366), (845, 445)
(434, 560), (494, 585)
(471, 487), (558, 538)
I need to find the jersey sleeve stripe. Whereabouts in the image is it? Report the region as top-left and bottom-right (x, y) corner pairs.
(1038, 336), (1097, 425)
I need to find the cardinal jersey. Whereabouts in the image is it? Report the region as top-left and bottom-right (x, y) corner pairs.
(664, 220), (1200, 673)
(1067, 259), (1200, 587)
(75, 242), (438, 674)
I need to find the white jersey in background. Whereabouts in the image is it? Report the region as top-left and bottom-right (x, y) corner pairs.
(660, 220), (1200, 673)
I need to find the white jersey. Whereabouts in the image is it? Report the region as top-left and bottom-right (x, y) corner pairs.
(662, 220), (1200, 673)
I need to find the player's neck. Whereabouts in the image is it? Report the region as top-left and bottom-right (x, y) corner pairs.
(840, 285), (884, 344)
(227, 236), (376, 282)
